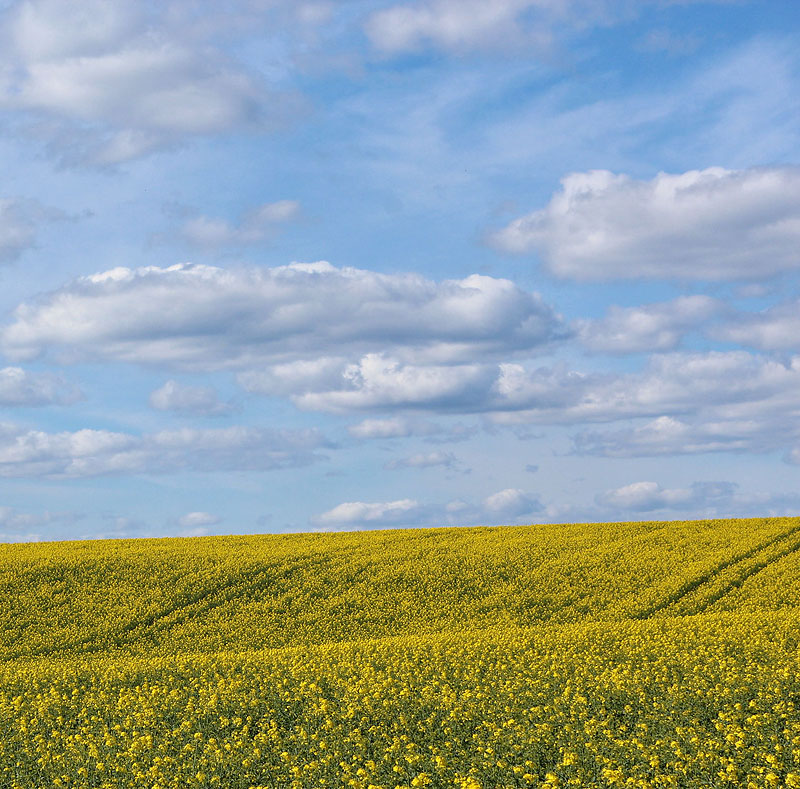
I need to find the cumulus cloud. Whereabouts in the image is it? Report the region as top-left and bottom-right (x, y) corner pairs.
(0, 198), (46, 263)
(574, 414), (795, 458)
(714, 299), (800, 351)
(384, 450), (457, 470)
(595, 480), (736, 512)
(492, 167), (800, 281)
(482, 487), (541, 518)
(346, 416), (476, 443)
(0, 0), (302, 164)
(1, 261), (564, 369)
(313, 486), (541, 531)
(180, 200), (301, 249)
(244, 347), (800, 430)
(0, 422), (329, 478)
(577, 295), (722, 354)
(294, 353), (498, 413)
(347, 417), (421, 440)
(149, 379), (232, 416)
(313, 498), (424, 530)
(0, 366), (81, 406)
(444, 487), (542, 525)
(490, 352), (800, 425)
(591, 479), (800, 520)
(0, 505), (83, 542)
(177, 511), (220, 529)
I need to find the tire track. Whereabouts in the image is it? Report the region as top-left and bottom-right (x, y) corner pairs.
(635, 519), (800, 620)
(685, 533), (800, 616)
(12, 552), (332, 659)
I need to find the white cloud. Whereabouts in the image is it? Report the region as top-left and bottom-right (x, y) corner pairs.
(591, 479), (800, 520)
(493, 166), (800, 281)
(346, 416), (475, 443)
(238, 357), (350, 397)
(347, 416), (419, 439)
(365, 0), (554, 55)
(715, 299), (800, 350)
(595, 480), (735, 512)
(1, 261), (564, 369)
(482, 487), (541, 517)
(0, 366), (81, 406)
(490, 352), (800, 425)
(180, 200), (301, 249)
(442, 487), (542, 526)
(384, 450), (457, 470)
(365, 0), (730, 55)
(574, 414), (795, 458)
(294, 353), (498, 413)
(0, 0), (301, 164)
(178, 511), (220, 528)
(0, 199), (39, 262)
(0, 422), (329, 478)
(149, 379), (232, 416)
(577, 295), (722, 354)
(246, 348), (800, 437)
(313, 498), (423, 530)
(0, 504), (82, 542)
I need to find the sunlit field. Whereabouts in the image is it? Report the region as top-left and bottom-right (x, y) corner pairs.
(3, 517), (800, 788)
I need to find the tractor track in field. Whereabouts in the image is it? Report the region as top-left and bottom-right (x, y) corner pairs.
(688, 534), (800, 615)
(12, 553), (335, 660)
(636, 520), (800, 620)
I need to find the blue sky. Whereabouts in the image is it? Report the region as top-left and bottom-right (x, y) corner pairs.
(1, 0), (799, 541)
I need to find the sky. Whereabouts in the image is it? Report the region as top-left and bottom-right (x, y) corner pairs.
(0, 0), (799, 541)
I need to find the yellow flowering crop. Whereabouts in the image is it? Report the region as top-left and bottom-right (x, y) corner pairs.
(1, 516), (799, 788)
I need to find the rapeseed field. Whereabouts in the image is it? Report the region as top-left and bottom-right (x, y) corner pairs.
(2, 517), (800, 788)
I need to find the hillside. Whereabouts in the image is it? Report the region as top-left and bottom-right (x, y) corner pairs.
(3, 516), (800, 660)
(2, 517), (800, 789)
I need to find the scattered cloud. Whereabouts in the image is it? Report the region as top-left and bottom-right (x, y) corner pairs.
(1, 261), (565, 369)
(365, 0), (709, 56)
(313, 485), (542, 531)
(384, 450), (458, 470)
(0, 422), (330, 478)
(591, 479), (800, 520)
(0, 198), (62, 263)
(347, 416), (422, 439)
(574, 414), (796, 459)
(0, 366), (81, 406)
(0, 505), (81, 542)
(491, 352), (800, 427)
(346, 416), (477, 443)
(0, 0), (303, 164)
(492, 166), (800, 281)
(365, 0), (556, 55)
(293, 353), (498, 413)
(365, 0), (735, 57)
(595, 480), (736, 512)
(313, 498), (425, 530)
(177, 510), (221, 530)
(577, 295), (722, 354)
(236, 347), (800, 445)
(714, 299), (800, 351)
(179, 200), (300, 249)
(149, 379), (232, 416)
(482, 487), (541, 518)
